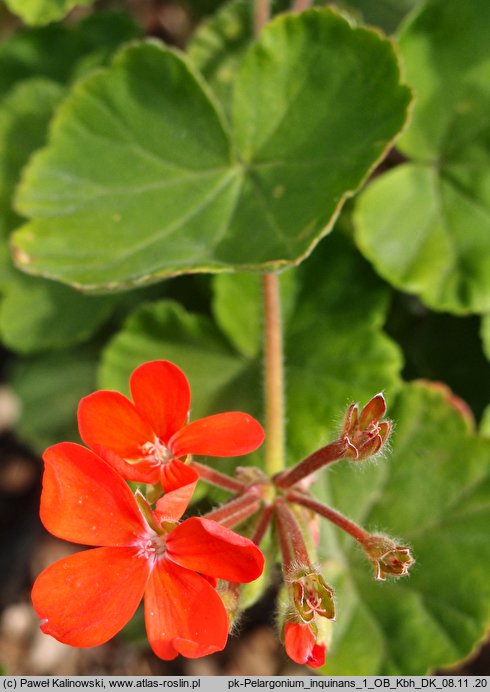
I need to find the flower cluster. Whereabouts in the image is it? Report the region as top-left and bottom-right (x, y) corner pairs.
(33, 363), (414, 670)
(32, 361), (265, 660)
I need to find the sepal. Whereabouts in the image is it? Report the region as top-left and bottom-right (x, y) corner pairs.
(362, 534), (415, 580)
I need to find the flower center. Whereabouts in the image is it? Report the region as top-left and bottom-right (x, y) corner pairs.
(140, 437), (173, 467)
(135, 534), (166, 562)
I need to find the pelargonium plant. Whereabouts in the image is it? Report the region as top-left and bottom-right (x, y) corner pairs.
(32, 359), (414, 666)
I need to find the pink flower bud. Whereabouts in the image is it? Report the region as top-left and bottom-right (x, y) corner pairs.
(341, 394), (392, 461)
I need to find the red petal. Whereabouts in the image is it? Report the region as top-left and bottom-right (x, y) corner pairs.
(94, 446), (160, 485)
(170, 412), (265, 458)
(41, 443), (146, 546)
(166, 517), (264, 582)
(284, 622), (315, 665)
(32, 547), (149, 647)
(78, 390), (153, 459)
(130, 361), (190, 444)
(144, 558), (228, 660)
(160, 458), (199, 493)
(155, 462), (198, 522)
(307, 643), (327, 668)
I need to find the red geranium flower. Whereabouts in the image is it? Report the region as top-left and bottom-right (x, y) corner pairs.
(32, 443), (264, 660)
(77, 360), (265, 490)
(284, 622), (326, 668)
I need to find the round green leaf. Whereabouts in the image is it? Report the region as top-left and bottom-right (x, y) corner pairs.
(4, 0), (95, 26)
(355, 0), (490, 314)
(188, 0), (252, 117)
(12, 10), (411, 291)
(355, 164), (490, 314)
(0, 78), (63, 237)
(397, 0), (490, 162)
(316, 382), (490, 674)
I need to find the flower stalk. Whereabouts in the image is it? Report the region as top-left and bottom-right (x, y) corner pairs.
(286, 490), (370, 543)
(274, 439), (348, 489)
(263, 273), (286, 477)
(254, 0), (271, 37)
(274, 499), (311, 569)
(190, 460), (248, 494)
(203, 489), (263, 529)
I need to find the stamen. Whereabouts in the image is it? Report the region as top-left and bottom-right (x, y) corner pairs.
(140, 437), (173, 467)
(135, 535), (166, 561)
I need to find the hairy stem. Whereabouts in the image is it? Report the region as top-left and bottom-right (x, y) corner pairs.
(274, 439), (348, 488)
(203, 490), (262, 529)
(275, 499), (311, 571)
(251, 505), (274, 545)
(292, 0), (312, 11)
(254, 0), (271, 37)
(263, 273), (286, 476)
(190, 460), (247, 494)
(287, 491), (370, 543)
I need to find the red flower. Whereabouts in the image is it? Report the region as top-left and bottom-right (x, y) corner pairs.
(78, 360), (265, 490)
(32, 443), (264, 660)
(284, 622), (326, 668)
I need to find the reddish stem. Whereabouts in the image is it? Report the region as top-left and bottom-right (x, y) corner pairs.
(287, 490), (370, 544)
(263, 273), (286, 476)
(274, 439), (348, 489)
(251, 505), (273, 546)
(190, 460), (247, 494)
(292, 0), (312, 11)
(203, 490), (262, 529)
(274, 499), (311, 571)
(254, 0), (271, 37)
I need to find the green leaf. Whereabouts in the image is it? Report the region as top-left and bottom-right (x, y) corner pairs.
(355, 0), (490, 314)
(188, 0), (252, 117)
(12, 10), (411, 291)
(8, 344), (99, 452)
(99, 299), (253, 420)
(187, 0), (290, 116)
(100, 232), (402, 465)
(4, 0), (95, 26)
(285, 232), (402, 460)
(0, 271), (115, 353)
(0, 79), (116, 352)
(0, 78), (63, 237)
(0, 12), (138, 95)
(316, 382), (490, 674)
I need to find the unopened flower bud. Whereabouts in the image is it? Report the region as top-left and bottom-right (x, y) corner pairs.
(362, 534), (415, 581)
(289, 569), (335, 622)
(341, 394), (392, 461)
